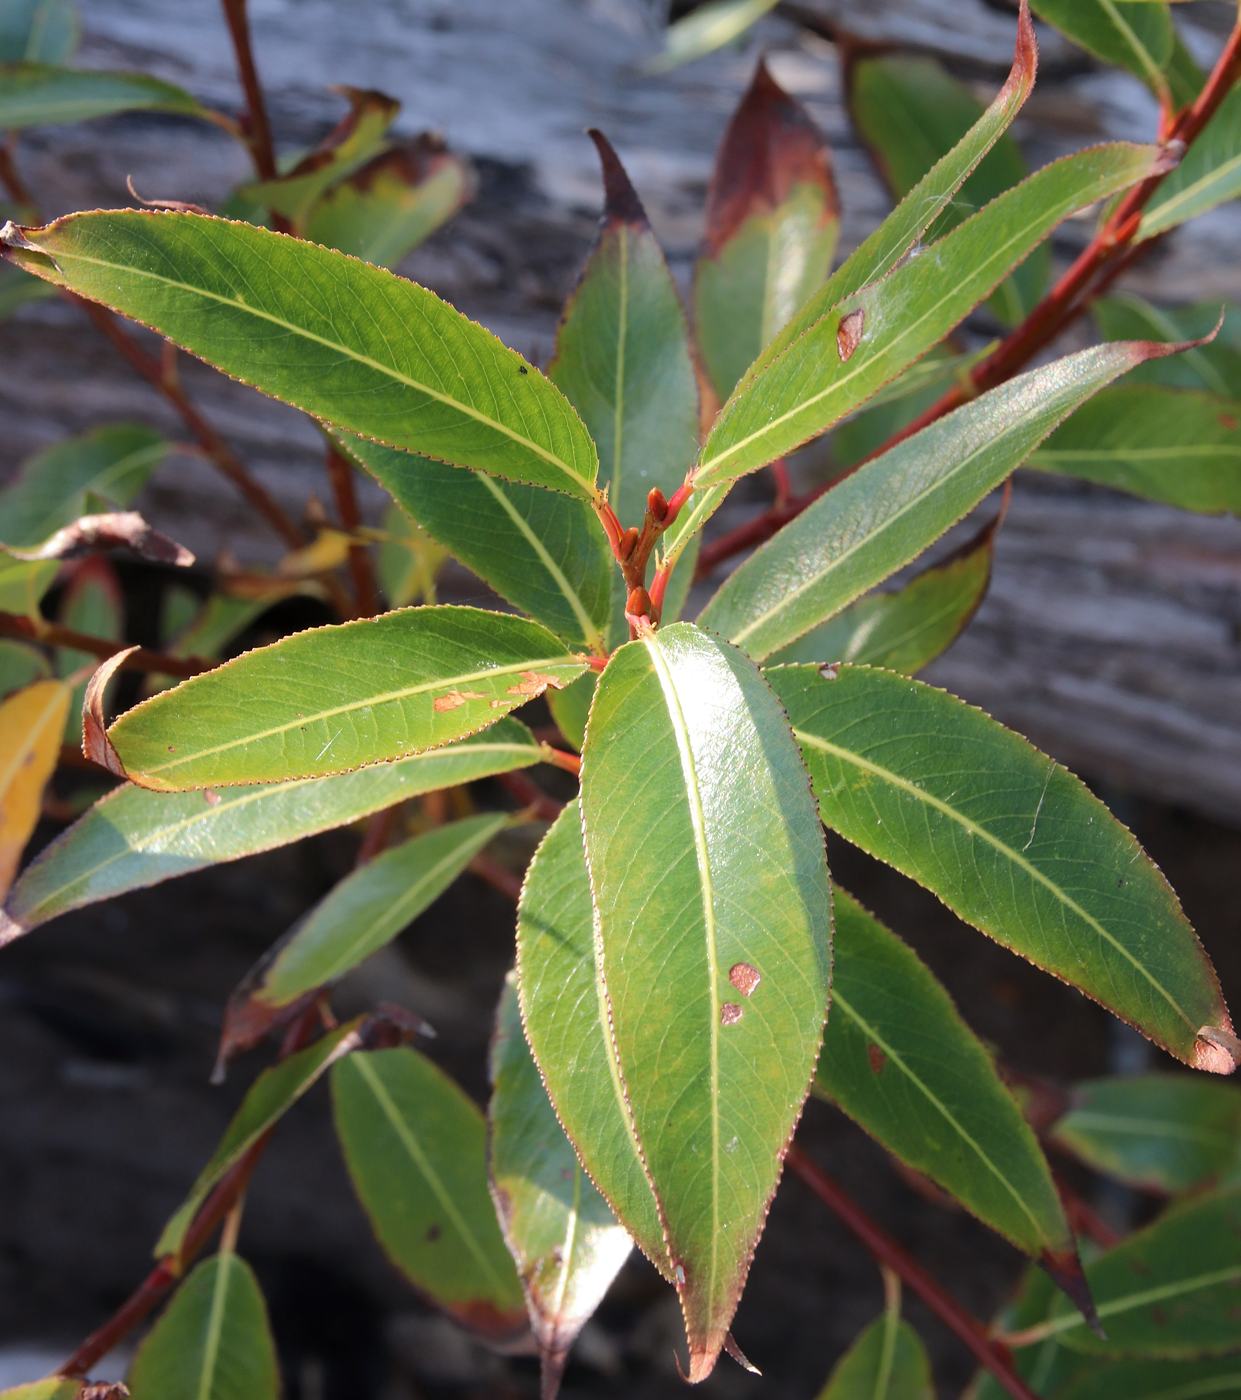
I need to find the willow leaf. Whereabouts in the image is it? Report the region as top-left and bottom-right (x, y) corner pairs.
(0, 62), (204, 127)
(1030, 0), (1173, 97)
(816, 1311), (934, 1400)
(0, 0), (79, 63)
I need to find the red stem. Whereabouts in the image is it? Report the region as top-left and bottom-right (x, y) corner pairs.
(498, 770), (564, 824)
(0, 612), (208, 678)
(541, 745), (582, 777)
(787, 1147), (1042, 1400)
(219, 0), (281, 184)
(470, 852), (524, 903)
(324, 444), (382, 617)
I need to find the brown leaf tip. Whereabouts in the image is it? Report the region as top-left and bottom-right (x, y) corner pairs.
(587, 129), (648, 228)
(720, 1002), (744, 1026)
(1039, 1245), (1104, 1338)
(728, 962), (761, 997)
(1195, 1024), (1240, 1076)
(837, 308), (865, 362)
(1002, 0), (1038, 100)
(82, 647), (138, 777)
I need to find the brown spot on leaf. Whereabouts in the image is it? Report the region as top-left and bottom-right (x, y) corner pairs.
(1195, 1023), (1240, 1075)
(507, 670), (566, 697)
(203, 789), (221, 807)
(729, 962), (761, 997)
(867, 1044), (887, 1074)
(433, 689), (486, 712)
(837, 309), (865, 362)
(1220, 413), (1238, 431)
(720, 1002), (743, 1026)
(819, 662), (840, 681)
(426, 1223), (442, 1243)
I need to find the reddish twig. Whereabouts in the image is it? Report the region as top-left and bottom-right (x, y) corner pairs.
(470, 852), (525, 903)
(787, 1147), (1041, 1400)
(219, 0), (281, 184)
(498, 770), (563, 824)
(324, 444), (382, 617)
(540, 745), (582, 777)
(0, 612), (208, 678)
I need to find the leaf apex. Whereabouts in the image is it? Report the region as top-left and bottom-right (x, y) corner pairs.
(1039, 1245), (1103, 1337)
(586, 129), (648, 228)
(1194, 1024), (1239, 1076)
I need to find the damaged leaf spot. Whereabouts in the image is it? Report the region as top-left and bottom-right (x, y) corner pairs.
(720, 1002), (743, 1026)
(507, 670), (568, 697)
(203, 789), (221, 807)
(425, 1223), (442, 1243)
(433, 689), (486, 712)
(674, 1261), (687, 1287)
(867, 1044), (887, 1074)
(818, 662), (840, 681)
(729, 962), (761, 997)
(837, 308), (865, 362)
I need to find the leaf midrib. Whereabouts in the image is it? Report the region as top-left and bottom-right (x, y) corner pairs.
(1144, 153), (1241, 233)
(194, 1256), (233, 1400)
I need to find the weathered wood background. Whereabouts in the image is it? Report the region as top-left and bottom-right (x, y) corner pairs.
(3, 0), (1239, 826)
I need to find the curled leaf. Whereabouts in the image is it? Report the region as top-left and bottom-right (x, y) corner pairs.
(4, 510), (194, 566)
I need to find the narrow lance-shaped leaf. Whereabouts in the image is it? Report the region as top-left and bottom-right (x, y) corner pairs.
(694, 140), (1163, 493)
(0, 679), (71, 897)
(1030, 0), (1174, 98)
(661, 0), (1038, 569)
(0, 212), (600, 501)
(490, 975), (633, 1397)
(768, 663), (1236, 1074)
(701, 335), (1180, 660)
(1051, 1074), (1241, 1193)
(1093, 295), (1241, 396)
(694, 58), (839, 401)
(100, 605), (587, 791)
(816, 1306), (933, 1400)
(0, 62), (206, 128)
(0, 719), (541, 941)
(0, 0), (79, 64)
(1058, 1356), (1241, 1400)
(815, 890), (1081, 1287)
(1030, 385), (1241, 514)
(126, 1253), (279, 1400)
(332, 1047), (528, 1343)
(644, 0), (780, 75)
(581, 622), (832, 1380)
(55, 557), (122, 743)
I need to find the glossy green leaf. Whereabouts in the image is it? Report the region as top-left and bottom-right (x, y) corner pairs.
(2, 212), (600, 500)
(1052, 1074), (1241, 1193)
(769, 663), (1236, 1073)
(490, 975), (632, 1393)
(104, 605), (586, 790)
(645, 0), (779, 74)
(126, 1253), (279, 1400)
(331, 1046), (527, 1342)
(1021, 1187), (1241, 1356)
(1094, 296), (1241, 396)
(848, 52), (1046, 326)
(156, 1020), (368, 1256)
(0, 720), (540, 940)
(239, 812), (509, 1014)
(516, 801), (670, 1277)
(55, 558), (122, 743)
(580, 621), (831, 1379)
(0, 640), (50, 700)
(694, 59), (839, 400)
(303, 136), (472, 267)
(767, 513), (996, 674)
(1031, 386), (1241, 514)
(662, 4), (1037, 567)
(694, 141), (1160, 493)
(815, 890), (1073, 1268)
(0, 0), (79, 63)
(817, 1311), (934, 1399)
(1060, 1356), (1241, 1400)
(1141, 89), (1241, 237)
(1030, 0), (1174, 96)
(701, 337), (1168, 660)
(0, 63), (204, 127)
(340, 434), (614, 653)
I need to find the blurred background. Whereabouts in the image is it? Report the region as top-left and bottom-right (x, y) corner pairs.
(2, 1), (1238, 1395)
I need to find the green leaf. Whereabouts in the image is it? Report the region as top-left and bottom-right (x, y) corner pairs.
(55, 558), (122, 742)
(1051, 1073), (1241, 1193)
(1030, 0), (1174, 96)
(3, 212), (600, 501)
(0, 0), (79, 63)
(331, 1046), (527, 1342)
(1094, 295), (1241, 396)
(816, 1311), (934, 1399)
(1141, 89), (1241, 238)
(490, 974), (632, 1393)
(644, 0), (780, 74)
(0, 62), (204, 127)
(0, 1382), (87, 1400)
(0, 719), (540, 940)
(847, 51), (1047, 327)
(548, 671), (594, 752)
(376, 502), (445, 609)
(700, 337), (1170, 660)
(816, 890), (1074, 1270)
(1059, 1356), (1241, 1400)
(694, 141), (1161, 493)
(126, 1253), (279, 1400)
(1030, 386), (1241, 514)
(970, 1267), (1087, 1400)
(156, 1020), (370, 1256)
(580, 621), (831, 1379)
(694, 59), (839, 401)
(767, 511), (997, 674)
(339, 433), (614, 653)
(303, 136), (472, 267)
(0, 640), (50, 701)
(0, 263), (57, 318)
(104, 605), (586, 791)
(660, 2), (1038, 567)
(1022, 1187), (1241, 1356)
(235, 812), (509, 1015)
(768, 663), (1236, 1073)
(516, 801), (670, 1277)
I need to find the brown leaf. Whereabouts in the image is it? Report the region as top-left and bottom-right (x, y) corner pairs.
(286, 85), (400, 178)
(5, 511), (194, 567)
(585, 128), (648, 228)
(81, 647), (139, 776)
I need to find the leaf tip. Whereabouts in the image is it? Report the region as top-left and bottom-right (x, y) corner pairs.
(586, 129), (648, 228)
(0, 906), (26, 949)
(1194, 1024), (1239, 1076)
(82, 647), (139, 778)
(1039, 1245), (1103, 1337)
(1002, 0), (1038, 102)
(723, 1331), (762, 1375)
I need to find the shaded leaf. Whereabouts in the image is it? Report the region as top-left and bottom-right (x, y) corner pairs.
(331, 1046), (527, 1342)
(6, 510), (193, 566)
(969, 1267), (1087, 1400)
(1052, 1073), (1241, 1193)
(694, 58), (839, 400)
(847, 51), (1046, 326)
(701, 337), (1172, 660)
(1093, 295), (1241, 396)
(0, 62), (204, 127)
(817, 1311), (934, 1399)
(1030, 0), (1174, 96)
(1030, 385), (1241, 513)
(768, 663), (1235, 1073)
(126, 1253), (278, 1400)
(0, 679), (71, 896)
(0, 719), (540, 941)
(1060, 1356), (1241, 1400)
(0, 0), (79, 63)
(645, 0), (780, 75)
(1141, 87), (1241, 236)
(815, 889), (1074, 1271)
(490, 974), (632, 1396)
(376, 502), (446, 609)
(547, 671), (594, 752)
(2, 212), (600, 500)
(0, 640), (50, 700)
(580, 621), (831, 1379)
(55, 556), (122, 744)
(102, 605), (587, 791)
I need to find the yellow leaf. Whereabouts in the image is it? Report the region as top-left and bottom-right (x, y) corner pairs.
(0, 679), (71, 896)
